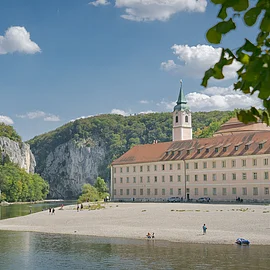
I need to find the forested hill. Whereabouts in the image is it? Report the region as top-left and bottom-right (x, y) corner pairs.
(0, 123), (22, 143)
(28, 111), (235, 178)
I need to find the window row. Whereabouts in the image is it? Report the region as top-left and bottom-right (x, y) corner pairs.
(116, 158), (269, 173)
(114, 187), (270, 197)
(114, 171), (270, 184)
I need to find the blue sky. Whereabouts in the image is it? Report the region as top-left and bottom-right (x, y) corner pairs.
(0, 0), (262, 140)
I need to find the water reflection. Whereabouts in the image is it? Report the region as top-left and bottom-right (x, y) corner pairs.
(0, 231), (269, 270)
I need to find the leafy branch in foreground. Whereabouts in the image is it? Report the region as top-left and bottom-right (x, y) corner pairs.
(202, 0), (270, 125)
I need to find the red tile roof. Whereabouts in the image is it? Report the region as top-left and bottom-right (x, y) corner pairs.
(112, 132), (270, 165)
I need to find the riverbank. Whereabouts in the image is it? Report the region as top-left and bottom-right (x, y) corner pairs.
(0, 203), (269, 245)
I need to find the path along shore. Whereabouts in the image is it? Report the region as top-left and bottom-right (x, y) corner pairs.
(0, 203), (270, 245)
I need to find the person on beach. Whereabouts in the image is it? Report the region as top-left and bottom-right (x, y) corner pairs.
(152, 233), (155, 239)
(52, 208), (55, 214)
(77, 205), (80, 212)
(81, 203), (83, 210)
(203, 224), (207, 234)
(146, 232), (151, 239)
(49, 208), (51, 215)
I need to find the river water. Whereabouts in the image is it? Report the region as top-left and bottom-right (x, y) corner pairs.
(0, 204), (269, 269)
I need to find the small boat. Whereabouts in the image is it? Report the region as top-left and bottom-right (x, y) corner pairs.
(235, 238), (250, 245)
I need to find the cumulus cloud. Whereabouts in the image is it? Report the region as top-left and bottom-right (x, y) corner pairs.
(0, 26), (41, 55)
(139, 100), (150, 104)
(0, 115), (14, 125)
(161, 44), (241, 80)
(157, 86), (262, 112)
(16, 111), (60, 122)
(111, 109), (130, 116)
(89, 0), (110, 6)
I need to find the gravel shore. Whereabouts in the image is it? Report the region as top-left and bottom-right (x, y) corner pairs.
(1, 202), (270, 245)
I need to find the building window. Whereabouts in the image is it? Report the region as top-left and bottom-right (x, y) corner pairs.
(120, 168), (123, 173)
(222, 161), (226, 168)
(232, 187), (236, 195)
(154, 189), (158, 195)
(215, 148), (218, 153)
(242, 159), (246, 167)
(235, 146), (239, 151)
(195, 188), (198, 195)
(162, 176), (165, 182)
(253, 173), (257, 180)
(147, 166), (150, 172)
(245, 145), (249, 150)
(169, 164), (173, 170)
(187, 149), (190, 154)
(154, 165), (157, 171)
(223, 147), (227, 152)
(197, 149), (201, 154)
(222, 188), (227, 195)
(194, 162), (198, 169)
(265, 187), (269, 195)
(133, 189), (136, 196)
(178, 189), (182, 195)
(126, 189), (129, 196)
(140, 166), (143, 172)
(114, 189), (116, 195)
(232, 160), (236, 167)
(203, 174), (207, 181)
(212, 174), (216, 181)
(114, 178), (116, 183)
(195, 175), (198, 182)
(140, 176), (143, 183)
(264, 159), (269, 165)
(133, 166), (136, 172)
(170, 175), (173, 182)
(213, 188), (217, 195)
(177, 163), (181, 170)
(176, 116), (179, 123)
(232, 173), (236, 180)
(242, 188), (247, 196)
(126, 167), (129, 173)
(259, 143), (263, 149)
(170, 188), (173, 195)
(222, 174), (226, 181)
(147, 189), (150, 196)
(133, 177), (136, 183)
(114, 168), (116, 173)
(162, 189), (165, 195)
(126, 177), (129, 183)
(154, 176), (157, 182)
(120, 189), (123, 195)
(204, 188), (208, 196)
(253, 159), (257, 166)
(162, 164), (165, 171)
(206, 148), (209, 153)
(185, 115), (188, 122)
(186, 163), (189, 169)
(186, 188), (190, 194)
(203, 162), (207, 169)
(265, 172), (269, 180)
(140, 189), (143, 196)
(212, 161), (216, 168)
(242, 173), (247, 180)
(120, 177), (123, 184)
(253, 187), (258, 196)
(178, 175), (181, 182)
(147, 176), (150, 183)
(186, 175), (190, 182)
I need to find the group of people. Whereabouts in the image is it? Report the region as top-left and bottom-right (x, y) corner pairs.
(146, 232), (155, 239)
(48, 208), (55, 214)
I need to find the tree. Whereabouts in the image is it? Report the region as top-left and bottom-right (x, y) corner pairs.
(78, 183), (99, 202)
(202, 0), (270, 125)
(94, 177), (108, 199)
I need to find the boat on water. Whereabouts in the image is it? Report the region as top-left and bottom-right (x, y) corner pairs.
(235, 238), (250, 245)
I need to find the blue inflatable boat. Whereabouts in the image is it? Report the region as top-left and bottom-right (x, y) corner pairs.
(235, 238), (250, 245)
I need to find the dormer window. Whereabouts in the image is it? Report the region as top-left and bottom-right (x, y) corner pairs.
(235, 146), (239, 151)
(259, 143), (263, 149)
(206, 148), (209, 153)
(245, 145), (249, 150)
(215, 148), (218, 153)
(165, 151), (169, 156)
(187, 150), (190, 155)
(223, 147), (227, 152)
(171, 151), (175, 155)
(197, 149), (201, 154)
(178, 150), (181, 155)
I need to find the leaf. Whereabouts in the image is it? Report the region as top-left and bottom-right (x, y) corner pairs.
(211, 0), (226, 4)
(238, 52), (250, 64)
(201, 68), (214, 87)
(206, 27), (222, 44)
(244, 8), (262, 26)
(260, 13), (270, 32)
(218, 6), (228, 20)
(216, 19), (236, 35)
(232, 0), (249, 12)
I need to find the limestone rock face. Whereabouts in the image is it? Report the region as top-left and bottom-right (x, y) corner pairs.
(40, 139), (106, 199)
(0, 137), (36, 173)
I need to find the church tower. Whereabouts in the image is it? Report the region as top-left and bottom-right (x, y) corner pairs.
(172, 80), (192, 141)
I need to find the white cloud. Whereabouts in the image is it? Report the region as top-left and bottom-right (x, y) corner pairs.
(110, 109), (130, 116)
(161, 44), (241, 80)
(157, 86), (262, 112)
(139, 100), (150, 104)
(16, 111), (60, 122)
(89, 0), (110, 6)
(0, 26), (41, 55)
(115, 0), (207, 21)
(138, 110), (156, 114)
(0, 115), (14, 125)
(70, 115), (94, 122)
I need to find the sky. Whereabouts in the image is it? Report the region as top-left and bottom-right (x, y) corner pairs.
(0, 0), (262, 140)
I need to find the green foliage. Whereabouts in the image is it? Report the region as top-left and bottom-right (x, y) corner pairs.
(28, 112), (234, 182)
(94, 177), (108, 196)
(77, 183), (100, 203)
(0, 123), (22, 143)
(0, 163), (49, 202)
(202, 0), (270, 125)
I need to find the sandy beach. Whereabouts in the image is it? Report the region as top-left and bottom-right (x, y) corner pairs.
(0, 202), (270, 245)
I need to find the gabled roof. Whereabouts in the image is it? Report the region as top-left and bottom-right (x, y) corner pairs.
(112, 132), (270, 165)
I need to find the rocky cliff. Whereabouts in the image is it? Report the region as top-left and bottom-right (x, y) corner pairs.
(39, 139), (106, 199)
(0, 136), (36, 173)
